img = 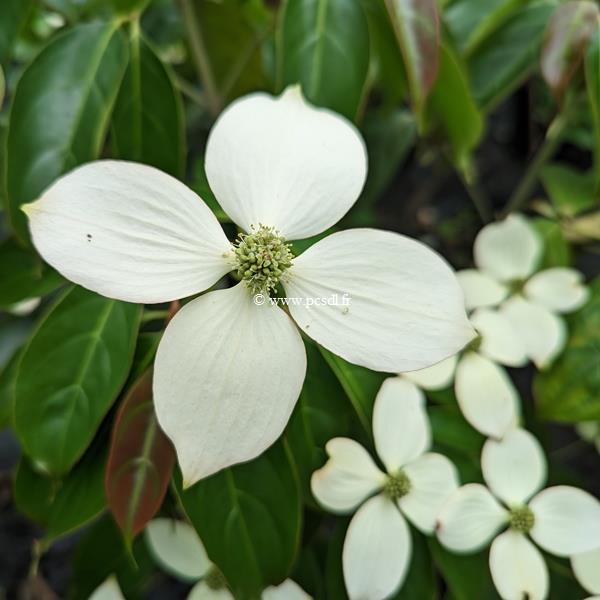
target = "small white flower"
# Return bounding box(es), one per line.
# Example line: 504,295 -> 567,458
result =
311,377 -> 459,600
23,86 -> 473,485
437,428 -> 600,600
572,548 -> 600,596
457,214 -> 589,368
145,518 -> 311,600
402,305 -> 527,438
89,576 -> 125,600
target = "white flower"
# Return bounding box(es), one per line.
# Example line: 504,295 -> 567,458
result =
572,548 -> 600,596
457,214 -> 589,368
145,518 -> 311,599
311,377 -> 459,600
89,576 -> 125,600
437,428 -> 600,600
23,86 -> 473,485
402,305 -> 527,439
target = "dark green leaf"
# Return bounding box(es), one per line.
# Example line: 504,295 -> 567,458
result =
385,0 -> 440,113
585,27 -> 600,181
0,348 -> 21,429
112,25 -> 185,177
14,442 -> 106,542
319,347 -> 388,435
6,21 -> 128,242
535,276 -> 600,422
532,217 -> 572,268
540,162 -> 598,216
285,341 -> 350,502
14,286 -> 141,475
0,0 -> 33,64
425,43 -> 483,165
468,0 -> 557,110
0,238 -> 63,308
277,0 -> 370,120
393,530 -> 437,599
176,441 -> 302,598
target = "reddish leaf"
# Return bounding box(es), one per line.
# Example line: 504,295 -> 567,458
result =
385,0 -> 440,110
105,370 -> 175,542
541,1 -> 599,100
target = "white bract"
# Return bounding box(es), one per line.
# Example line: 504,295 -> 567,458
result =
572,548 -> 600,596
457,214 -> 589,368
437,428 -> 600,600
23,86 -> 473,485
88,576 -> 125,600
402,306 -> 526,439
311,377 -> 459,600
145,518 -> 311,600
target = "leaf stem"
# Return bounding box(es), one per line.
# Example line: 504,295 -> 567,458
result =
503,111 -> 570,216
178,0 -> 221,117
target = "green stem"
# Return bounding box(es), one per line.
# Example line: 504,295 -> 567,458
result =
503,112 -> 570,216
141,310 -> 170,323
457,166 -> 493,223
179,0 -> 221,117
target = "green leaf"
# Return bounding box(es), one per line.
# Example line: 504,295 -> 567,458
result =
14,286 -> 141,475
277,0 -> 370,120
111,24 -> 185,177
384,0 -> 440,113
105,370 -> 175,544
0,65 -> 4,108
468,0 -> 557,110
540,162 -> 598,216
425,43 -> 483,165
540,1 -> 599,101
5,21 -> 128,242
285,341 -> 350,501
0,0 -> 32,64
531,217 -> 572,268
393,530 -> 437,599
0,238 -> 63,309
13,442 -> 107,542
0,348 -> 21,429
319,347 -> 388,435
176,441 -> 302,598
429,539 -> 496,600
585,27 -> 600,182
535,276 -> 600,422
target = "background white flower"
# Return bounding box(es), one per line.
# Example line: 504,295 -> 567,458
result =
457,214 -> 589,368
401,305 -> 527,439
437,428 -> 600,600
24,86 -> 473,486
145,518 -> 311,600
311,377 -> 459,600
88,576 -> 125,600
572,548 -> 600,596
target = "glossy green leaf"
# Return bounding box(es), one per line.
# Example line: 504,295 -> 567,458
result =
385,0 -> 440,112
105,370 -> 175,543
111,24 -> 185,177
540,1 -> 599,101
535,276 -> 600,422
176,441 -> 302,598
585,27 -> 600,181
425,43 -> 483,165
0,0 -> 32,63
14,286 -> 141,475
0,238 -> 63,309
446,0 -> 528,56
0,349 -> 21,429
285,341 -> 350,501
277,0 -> 370,120
319,347 -> 388,435
5,21 -> 128,242
540,162 -> 598,216
14,443 -> 106,542
468,0 -> 557,110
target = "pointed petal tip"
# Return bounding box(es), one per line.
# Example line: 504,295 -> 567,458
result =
281,83 -> 304,101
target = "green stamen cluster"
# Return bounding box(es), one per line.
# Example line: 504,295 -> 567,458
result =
508,505 -> 535,533
233,225 -> 294,294
384,471 -> 412,500
508,279 -> 526,294
466,333 -> 483,352
205,566 -> 227,591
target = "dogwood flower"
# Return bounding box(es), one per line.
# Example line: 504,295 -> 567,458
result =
401,306 -> 527,438
89,576 -> 124,600
572,548 -> 600,596
457,214 -> 589,367
145,518 -> 311,599
437,428 -> 600,600
577,421 -> 600,453
311,377 -> 459,599
23,86 -> 473,485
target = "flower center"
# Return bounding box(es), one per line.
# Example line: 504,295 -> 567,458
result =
508,505 -> 535,533
204,566 -> 227,590
383,471 -> 411,500
508,278 -> 526,294
466,333 -> 483,352
233,224 -> 294,295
